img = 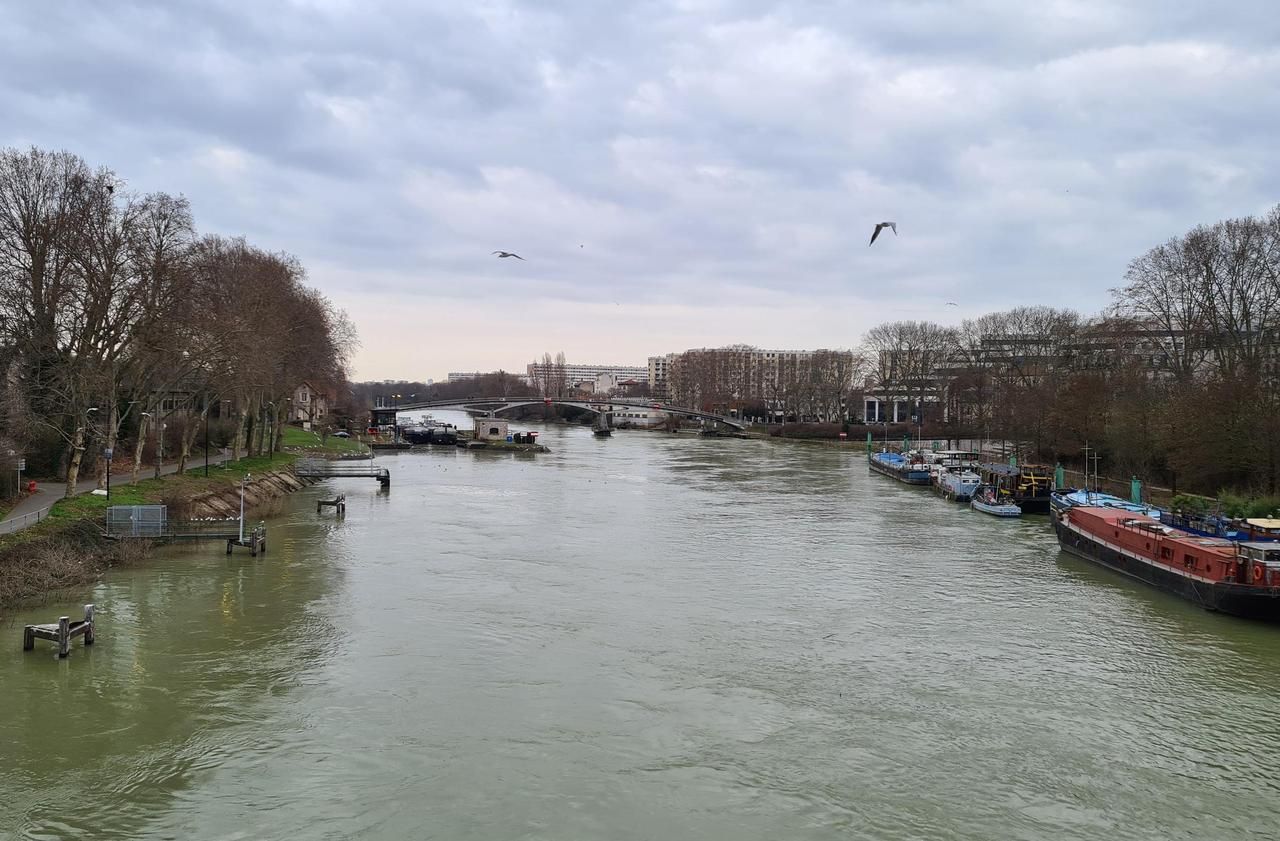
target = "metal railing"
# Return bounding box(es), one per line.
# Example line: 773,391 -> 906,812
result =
295,459 -> 389,478
0,505 -> 53,535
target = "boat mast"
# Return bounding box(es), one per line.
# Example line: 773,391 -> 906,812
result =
1081,443 -> 1092,501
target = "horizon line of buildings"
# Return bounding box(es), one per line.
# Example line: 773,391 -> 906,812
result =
435,318 -> 1255,423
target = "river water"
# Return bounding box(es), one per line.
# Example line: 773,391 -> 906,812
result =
4,424 -> 1280,840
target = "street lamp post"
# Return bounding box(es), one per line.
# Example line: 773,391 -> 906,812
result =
204,408 -> 210,477
139,410 -> 152,482
156,422 -> 166,479
220,400 -> 231,466
239,473 -> 250,543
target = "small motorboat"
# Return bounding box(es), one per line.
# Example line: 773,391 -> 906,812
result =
971,485 -> 1021,518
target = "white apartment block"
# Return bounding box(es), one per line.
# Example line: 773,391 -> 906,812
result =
527,361 -> 648,389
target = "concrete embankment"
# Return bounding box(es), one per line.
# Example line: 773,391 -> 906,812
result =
0,466 -> 314,612
178,468 -> 313,519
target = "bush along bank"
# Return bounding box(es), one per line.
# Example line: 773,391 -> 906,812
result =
0,464 -> 316,613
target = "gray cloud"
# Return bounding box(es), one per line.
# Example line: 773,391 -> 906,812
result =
2,0 -> 1278,376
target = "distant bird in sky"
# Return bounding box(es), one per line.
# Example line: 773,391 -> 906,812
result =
492,251 -> 524,260
946,302 -> 958,306
869,222 -> 897,246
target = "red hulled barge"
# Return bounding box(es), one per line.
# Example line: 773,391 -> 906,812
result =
1055,506 -> 1280,620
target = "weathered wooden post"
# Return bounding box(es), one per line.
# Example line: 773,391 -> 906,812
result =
57,615 -> 70,658
84,604 -> 95,645
22,625 -> 34,651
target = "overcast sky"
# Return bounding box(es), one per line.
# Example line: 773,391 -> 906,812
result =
3,1 -> 1277,381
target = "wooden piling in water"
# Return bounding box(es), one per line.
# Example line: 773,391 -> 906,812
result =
226,526 -> 268,557
23,604 -> 95,657
317,494 -> 346,516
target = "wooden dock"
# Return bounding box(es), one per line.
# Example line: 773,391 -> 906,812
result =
226,525 -> 268,556
295,458 -> 390,488
317,494 -> 346,516
24,604 -> 95,658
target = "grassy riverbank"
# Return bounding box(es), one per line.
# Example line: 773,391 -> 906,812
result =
0,430 -> 360,611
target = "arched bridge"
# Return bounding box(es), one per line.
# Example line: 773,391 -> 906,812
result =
378,397 -> 747,431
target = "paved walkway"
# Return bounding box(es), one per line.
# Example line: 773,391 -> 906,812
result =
1,451 -> 238,535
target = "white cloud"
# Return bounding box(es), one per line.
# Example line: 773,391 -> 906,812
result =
2,0 -> 1277,379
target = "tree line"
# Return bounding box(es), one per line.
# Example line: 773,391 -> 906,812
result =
863,205 -> 1280,496
0,146 -> 355,497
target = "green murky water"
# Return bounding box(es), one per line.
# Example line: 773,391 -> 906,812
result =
4,426 -> 1280,839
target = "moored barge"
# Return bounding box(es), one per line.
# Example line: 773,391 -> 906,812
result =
1158,511 -> 1280,543
981,463 -> 1053,514
868,451 -> 932,485
1055,506 -> 1280,620
1050,489 -> 1162,520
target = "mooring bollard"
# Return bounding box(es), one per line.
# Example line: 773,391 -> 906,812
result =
57,616 -> 70,658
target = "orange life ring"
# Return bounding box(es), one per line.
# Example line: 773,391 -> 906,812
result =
1253,565 -> 1264,583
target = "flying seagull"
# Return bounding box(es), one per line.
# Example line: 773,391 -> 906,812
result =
946,302 -> 958,306
869,222 -> 897,246
492,251 -> 525,260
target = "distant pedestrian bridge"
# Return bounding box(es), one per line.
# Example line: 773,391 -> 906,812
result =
380,397 -> 748,431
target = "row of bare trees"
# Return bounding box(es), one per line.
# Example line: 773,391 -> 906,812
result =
531,352 -> 569,398
0,146 -> 356,496
859,205 -> 1280,494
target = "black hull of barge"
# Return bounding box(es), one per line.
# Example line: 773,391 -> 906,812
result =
1014,496 -> 1052,515
1054,520 -> 1280,621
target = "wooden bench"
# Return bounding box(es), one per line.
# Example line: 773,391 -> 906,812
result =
24,605 -> 95,658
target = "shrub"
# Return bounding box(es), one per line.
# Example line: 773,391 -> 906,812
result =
159,485 -> 199,520
1170,494 -> 1212,513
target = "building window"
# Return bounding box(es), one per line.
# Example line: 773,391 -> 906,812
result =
489,427 -> 500,435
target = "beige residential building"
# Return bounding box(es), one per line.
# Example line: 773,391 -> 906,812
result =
291,382 -> 329,429
666,346 -> 856,421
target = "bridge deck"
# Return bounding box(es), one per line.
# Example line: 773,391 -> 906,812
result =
381,397 -> 747,430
